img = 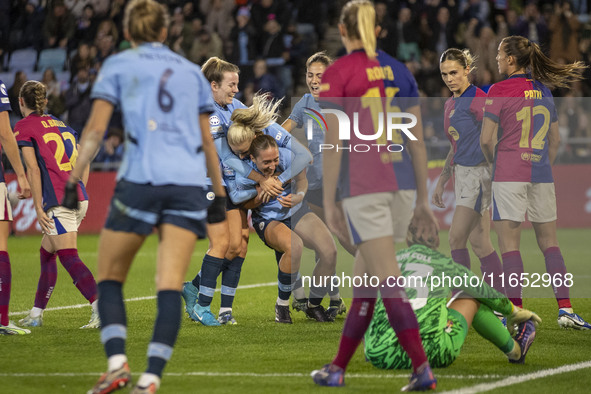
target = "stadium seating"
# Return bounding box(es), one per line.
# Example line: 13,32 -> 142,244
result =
7,48 -> 38,73
37,48 -> 68,73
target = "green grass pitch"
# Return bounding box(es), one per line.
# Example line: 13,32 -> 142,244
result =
2,229 -> 590,393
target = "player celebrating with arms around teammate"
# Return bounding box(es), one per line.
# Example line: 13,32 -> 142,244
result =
63,0 -> 226,393
481,35 -> 590,330
312,1 -> 439,391
15,81 -> 99,330
433,48 -> 504,294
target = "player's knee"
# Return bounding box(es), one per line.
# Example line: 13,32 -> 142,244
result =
448,231 -> 468,250
317,247 -> 337,271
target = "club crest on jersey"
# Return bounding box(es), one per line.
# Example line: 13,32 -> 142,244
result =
206,192 -> 215,201
209,115 -> 220,126
259,222 -> 265,231
448,109 -> 455,118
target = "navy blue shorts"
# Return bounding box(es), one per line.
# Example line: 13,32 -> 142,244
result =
252,203 -> 310,250
225,187 -> 241,211
304,187 -> 343,209
104,180 -> 211,237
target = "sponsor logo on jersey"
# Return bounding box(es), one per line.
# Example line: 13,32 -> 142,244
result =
259,222 -> 264,231
1,98 -> 9,104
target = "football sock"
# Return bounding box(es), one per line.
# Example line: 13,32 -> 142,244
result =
57,249 -> 97,303
479,250 -> 505,294
328,282 -> 341,300
34,247 -> 57,309
107,354 -> 128,372
137,373 -> 160,390
543,247 -> 572,309
381,281 -> 428,373
191,271 -> 201,290
147,290 -> 181,378
472,304 -> 514,354
0,252 -> 11,326
292,272 -> 306,300
30,307 -> 43,318
332,286 -> 378,370
277,269 -> 294,302
221,257 -> 244,309
197,255 -> 222,308
98,280 -> 127,358
502,251 -> 524,307
309,280 -> 327,307
451,248 -> 471,270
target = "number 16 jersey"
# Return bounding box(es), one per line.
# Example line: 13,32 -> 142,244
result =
91,42 -> 215,187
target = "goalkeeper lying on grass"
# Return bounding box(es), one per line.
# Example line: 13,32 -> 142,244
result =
364,230 -> 541,369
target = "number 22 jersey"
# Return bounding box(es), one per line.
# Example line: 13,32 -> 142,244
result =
15,114 -> 88,211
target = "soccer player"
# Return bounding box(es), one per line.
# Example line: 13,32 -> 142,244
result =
281,52 -> 349,319
365,230 -> 541,369
15,80 -> 99,330
481,35 -> 591,330
182,57 -> 312,326
62,0 -> 226,392
432,48 -> 504,294
311,1 -> 439,391
226,100 -> 337,323
0,78 -> 32,336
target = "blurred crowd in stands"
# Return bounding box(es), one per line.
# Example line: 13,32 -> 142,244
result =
1,0 -> 591,166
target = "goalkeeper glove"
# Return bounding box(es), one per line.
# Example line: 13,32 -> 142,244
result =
506,305 -> 542,335
207,196 -> 226,224
62,182 -> 79,210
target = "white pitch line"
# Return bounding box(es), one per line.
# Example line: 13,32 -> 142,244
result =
9,281 -> 276,316
440,360 -> 591,394
0,371 -> 502,380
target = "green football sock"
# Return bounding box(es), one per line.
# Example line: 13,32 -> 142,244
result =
472,304 -> 514,354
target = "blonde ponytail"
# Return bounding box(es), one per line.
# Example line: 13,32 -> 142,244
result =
357,2 -> 376,59
227,93 -> 282,147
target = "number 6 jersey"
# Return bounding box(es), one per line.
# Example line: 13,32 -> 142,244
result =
91,42 -> 215,186
15,114 -> 88,211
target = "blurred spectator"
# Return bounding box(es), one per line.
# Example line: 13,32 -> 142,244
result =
94,19 -> 119,47
94,127 -> 124,169
251,0 -> 292,35
91,0 -> 111,19
464,16 -> 508,83
168,7 -> 193,56
95,33 -> 115,65
228,6 -> 257,65
64,67 -> 93,133
41,68 -> 66,117
259,17 -> 287,60
64,0 -> 92,18
109,0 -> 127,30
295,0 -> 328,42
557,91 -> 591,160
549,0 -> 581,63
395,7 -> 420,62
428,6 -> 459,57
0,0 -> 9,62
415,50 -> 444,97
461,0 -> 490,25
8,71 -> 28,118
7,0 -> 44,51
74,4 -> 99,47
249,58 -> 283,99
70,42 -> 94,82
43,0 -> 76,49
201,0 -> 235,50
188,19 -> 223,65
515,1 -> 549,48
375,0 -> 397,57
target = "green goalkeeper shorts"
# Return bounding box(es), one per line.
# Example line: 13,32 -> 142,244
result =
365,308 -> 469,369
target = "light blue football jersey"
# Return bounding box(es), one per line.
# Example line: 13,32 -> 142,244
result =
288,93 -> 324,190
91,43 -> 214,186
234,148 -> 302,221
210,98 -> 312,185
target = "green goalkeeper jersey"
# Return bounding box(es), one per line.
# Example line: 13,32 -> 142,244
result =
364,244 -> 512,368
